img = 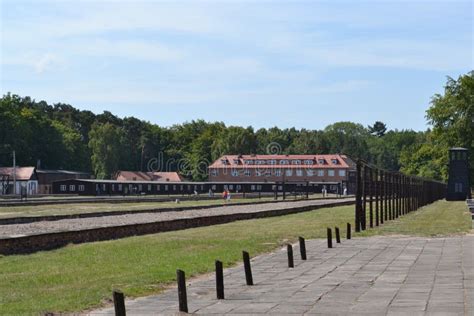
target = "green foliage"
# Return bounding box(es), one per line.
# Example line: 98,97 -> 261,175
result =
368,121 -> 387,137
88,123 -> 125,179
399,71 -> 473,184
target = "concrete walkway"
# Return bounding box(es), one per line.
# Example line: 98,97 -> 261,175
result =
91,235 -> 474,315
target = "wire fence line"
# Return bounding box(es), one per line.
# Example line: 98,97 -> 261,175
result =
354,159 -> 446,232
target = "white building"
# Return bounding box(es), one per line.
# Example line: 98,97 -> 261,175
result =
0,166 -> 38,195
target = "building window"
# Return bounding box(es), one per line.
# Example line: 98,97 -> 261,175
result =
138,184 -> 143,191
318,170 -> 324,177
256,170 -> 263,176
244,160 -> 254,165
111,184 -> 115,191
268,160 -> 277,165
292,160 -> 301,165
236,185 -> 241,191
304,160 -> 314,165
69,185 -> 76,192
331,159 -> 339,164
212,185 -> 216,190
251,185 -> 256,191
165,185 -> 168,191
244,170 -> 251,176
256,160 -> 265,165
275,169 -> 282,176
211,169 -> 218,176
231,169 -> 239,177
306,170 -> 314,176
257,185 -> 262,190
173,185 -> 177,191
229,185 -> 234,190
285,169 -> 293,176
455,183 -> 463,193
102,184 -> 106,191
148,184 -> 152,191
339,170 -> 346,177
118,184 -> 122,191
318,159 -> 326,164
60,185 -> 66,192
296,170 -> 303,176
280,160 -> 289,165
79,185 -> 85,191
328,169 -> 335,177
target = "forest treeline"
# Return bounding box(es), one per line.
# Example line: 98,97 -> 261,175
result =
1,72 -> 472,184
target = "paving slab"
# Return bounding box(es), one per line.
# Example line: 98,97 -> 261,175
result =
89,235 -> 474,315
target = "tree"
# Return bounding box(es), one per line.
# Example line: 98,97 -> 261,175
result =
368,121 -> 387,137
400,71 -> 473,184
88,123 -> 125,179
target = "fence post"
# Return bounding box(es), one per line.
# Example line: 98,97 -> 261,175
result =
380,170 -> 384,224
346,223 -> 351,239
299,237 -> 307,260
383,170 -> 388,222
375,168 -> 379,226
215,260 -> 224,300
113,290 -> 126,316
327,228 -> 333,248
362,165 -> 367,230
335,227 -> 341,243
242,251 -> 253,285
176,269 -> 188,313
394,173 -> 399,218
287,244 -> 294,268
369,167 -> 373,228
388,172 -> 393,220
355,160 -> 363,232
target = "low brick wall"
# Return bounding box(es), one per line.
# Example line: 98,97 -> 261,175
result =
0,200 -> 354,255
0,197 -> 352,225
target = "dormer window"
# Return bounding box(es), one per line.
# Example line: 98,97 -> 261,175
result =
331,159 -> 339,164
233,159 -> 240,164
244,160 -> 254,165
221,159 -> 229,165
318,158 -> 326,164
304,160 -> 313,165
292,160 -> 301,165
256,160 -> 265,165
280,160 -> 289,165
268,160 -> 277,165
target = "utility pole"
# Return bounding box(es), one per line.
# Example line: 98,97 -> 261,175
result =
13,150 -> 16,195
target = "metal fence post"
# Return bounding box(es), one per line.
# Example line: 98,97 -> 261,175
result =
355,160 -> 363,232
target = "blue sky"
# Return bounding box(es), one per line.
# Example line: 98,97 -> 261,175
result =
1,0 -> 472,131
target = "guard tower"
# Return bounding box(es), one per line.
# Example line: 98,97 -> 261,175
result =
447,147 -> 471,201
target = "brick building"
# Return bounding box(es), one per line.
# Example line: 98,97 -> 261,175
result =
208,154 -> 354,183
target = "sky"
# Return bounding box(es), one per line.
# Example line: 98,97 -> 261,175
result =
0,0 -> 472,131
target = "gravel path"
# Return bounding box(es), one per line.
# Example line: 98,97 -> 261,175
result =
1,199 -> 352,238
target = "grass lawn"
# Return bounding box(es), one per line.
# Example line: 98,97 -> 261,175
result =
0,200 -> 470,315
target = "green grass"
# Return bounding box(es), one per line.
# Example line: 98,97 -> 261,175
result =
0,200 -> 470,315
358,199 -> 472,237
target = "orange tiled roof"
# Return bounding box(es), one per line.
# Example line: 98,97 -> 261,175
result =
208,154 -> 350,169
115,171 -> 183,182
0,167 -> 36,180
